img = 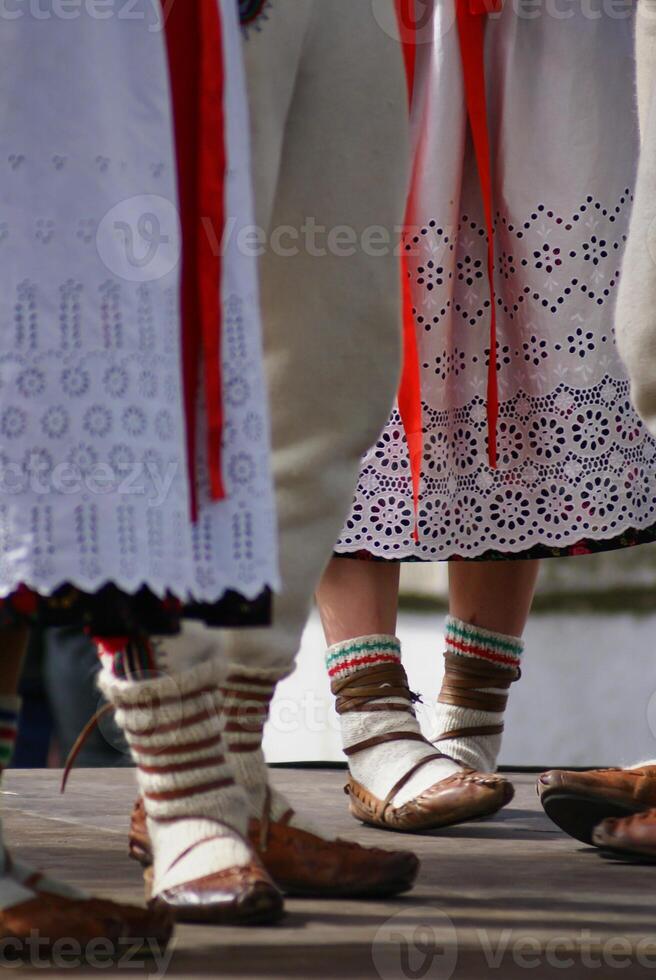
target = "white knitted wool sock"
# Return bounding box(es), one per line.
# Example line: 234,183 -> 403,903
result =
327,636 -> 463,807
220,668 -> 327,839
97,658 -> 254,896
429,617 -> 523,773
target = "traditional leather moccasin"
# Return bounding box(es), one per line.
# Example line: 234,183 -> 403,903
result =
0,894 -> 134,956
537,765 -> 656,845
332,660 -> 515,833
137,813 -> 284,927
592,808 -> 656,861
250,803 -> 419,897
131,796 -> 420,899
346,769 -> 514,833
146,862 -> 284,926
1,850 -> 173,956
35,894 -> 173,950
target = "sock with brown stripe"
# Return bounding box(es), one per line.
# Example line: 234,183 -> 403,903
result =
97,650 -> 255,897
429,617 -> 523,772
220,667 -> 327,838
327,636 -> 465,807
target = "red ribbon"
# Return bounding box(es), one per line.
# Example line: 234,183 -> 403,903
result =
395,1 -> 501,538
395,0 -> 423,541
198,0 -> 227,502
160,0 -> 227,520
456,0 -> 502,467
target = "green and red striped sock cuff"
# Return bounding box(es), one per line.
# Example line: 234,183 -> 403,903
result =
0,696 -> 20,772
325,635 -> 401,680
445,617 -> 523,671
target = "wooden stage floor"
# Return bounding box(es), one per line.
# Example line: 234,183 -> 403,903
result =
4,768 -> 656,978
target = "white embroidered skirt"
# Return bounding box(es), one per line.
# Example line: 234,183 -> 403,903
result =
0,1 -> 278,607
337,1 -> 656,561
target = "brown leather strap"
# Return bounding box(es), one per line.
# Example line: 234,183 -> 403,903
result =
61,702 -> 114,793
382,752 -> 446,811
257,784 -> 295,852
438,652 -> 519,714
434,724 -> 504,742
344,731 -> 428,757
332,663 -> 419,717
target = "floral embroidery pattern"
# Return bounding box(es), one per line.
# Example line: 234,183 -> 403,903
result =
338,189 -> 656,561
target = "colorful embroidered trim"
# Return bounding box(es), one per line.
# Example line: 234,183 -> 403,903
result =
326,637 -> 401,678
445,617 -> 523,670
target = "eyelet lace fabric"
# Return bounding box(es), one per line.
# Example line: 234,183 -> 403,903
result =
336,3 -> 656,561
0,3 -> 278,603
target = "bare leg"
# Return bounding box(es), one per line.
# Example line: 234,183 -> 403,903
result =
316,558 -> 400,645
448,560 -> 540,636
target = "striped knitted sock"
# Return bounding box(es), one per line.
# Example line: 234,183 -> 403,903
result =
97,658 -> 255,897
429,617 -> 523,772
327,636 -> 463,807
220,667 -> 327,838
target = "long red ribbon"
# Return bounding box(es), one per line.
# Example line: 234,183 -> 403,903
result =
198,0 -> 227,502
456,0 -> 502,468
395,1 -> 501,538
395,0 -> 423,541
161,0 -> 227,519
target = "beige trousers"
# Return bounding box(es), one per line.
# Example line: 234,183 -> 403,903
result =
616,0 -> 656,435
223,1 -> 409,672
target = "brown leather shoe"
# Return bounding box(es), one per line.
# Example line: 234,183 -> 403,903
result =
592,808 -> 656,861
130,804 -> 283,925
0,894 -> 128,954
332,661 -> 515,832
40,895 -> 173,949
251,813 -> 419,897
147,863 -> 284,926
538,765 -> 656,845
130,797 -> 419,898
16,857 -> 173,949
346,770 -> 514,832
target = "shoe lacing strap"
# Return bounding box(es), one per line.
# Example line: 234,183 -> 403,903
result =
380,752 -> 448,815
257,786 -> 295,853
332,663 -> 432,760
331,663 -> 422,717
158,815 -> 254,882
61,703 -> 115,793
435,652 -> 520,742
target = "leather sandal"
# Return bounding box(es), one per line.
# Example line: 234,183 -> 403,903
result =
538,765 -> 656,845
332,662 -> 514,833
130,795 -> 420,899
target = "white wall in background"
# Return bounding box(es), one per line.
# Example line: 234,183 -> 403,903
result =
263,609 -> 656,769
